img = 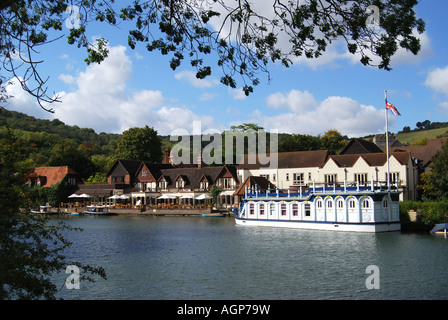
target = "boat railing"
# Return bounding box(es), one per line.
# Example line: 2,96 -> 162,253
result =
244,180 -> 400,200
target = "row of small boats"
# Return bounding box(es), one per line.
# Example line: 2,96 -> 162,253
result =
70,206 -> 227,217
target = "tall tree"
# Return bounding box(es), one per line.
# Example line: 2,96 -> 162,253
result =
421,140 -> 448,200
0,129 -> 106,299
279,134 -> 323,152
47,138 -> 95,179
1,0 -> 426,106
115,125 -> 162,162
321,129 -> 346,155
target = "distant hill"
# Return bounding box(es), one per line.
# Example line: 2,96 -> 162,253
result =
0,107 -> 120,146
397,127 -> 448,145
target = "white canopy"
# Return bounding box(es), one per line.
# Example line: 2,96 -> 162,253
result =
78,193 -> 91,198
108,195 -> 121,199
119,195 -> 130,199
157,194 -> 176,199
180,194 -> 194,199
68,193 -> 79,198
195,194 -> 212,200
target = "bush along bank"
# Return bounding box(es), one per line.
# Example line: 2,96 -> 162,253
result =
400,201 -> 448,232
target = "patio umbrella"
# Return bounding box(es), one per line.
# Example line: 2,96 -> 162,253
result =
68,193 -> 79,198
180,194 -> 194,205
157,194 -> 176,199
195,194 -> 212,200
108,195 -> 121,199
119,195 -> 130,199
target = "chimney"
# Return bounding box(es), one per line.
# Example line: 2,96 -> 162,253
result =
197,153 -> 204,168
164,147 -> 170,164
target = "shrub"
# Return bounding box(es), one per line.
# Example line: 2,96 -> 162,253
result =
400,201 -> 448,227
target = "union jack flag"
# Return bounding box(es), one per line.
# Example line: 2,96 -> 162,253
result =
385,101 -> 400,116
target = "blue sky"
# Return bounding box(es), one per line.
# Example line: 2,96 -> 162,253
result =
4,0 -> 448,138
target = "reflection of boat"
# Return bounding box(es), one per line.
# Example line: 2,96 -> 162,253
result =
82,206 -> 114,216
430,223 -> 448,235
202,213 -> 225,217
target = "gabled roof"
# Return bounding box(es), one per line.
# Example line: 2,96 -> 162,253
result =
386,138 -> 447,167
327,152 -> 410,168
158,165 -> 239,189
339,138 -> 383,155
238,150 -> 329,169
106,159 -> 142,177
233,176 -> 273,196
174,174 -> 189,185
214,165 -> 239,183
136,161 -> 165,182
25,166 -> 79,187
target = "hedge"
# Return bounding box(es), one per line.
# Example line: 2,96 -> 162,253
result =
400,201 -> 448,228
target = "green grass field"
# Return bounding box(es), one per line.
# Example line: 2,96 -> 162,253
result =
396,127 -> 448,145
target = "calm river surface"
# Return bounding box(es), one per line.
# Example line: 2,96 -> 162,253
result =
53,215 -> 448,300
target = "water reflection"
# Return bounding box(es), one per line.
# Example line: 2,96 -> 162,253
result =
54,216 -> 448,300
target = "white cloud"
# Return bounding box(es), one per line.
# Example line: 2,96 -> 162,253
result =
266,90 -> 317,113
391,31 -> 432,66
425,65 -> 448,113
3,77 -> 52,119
199,92 -> 219,101
425,65 -> 448,96
256,90 -> 388,137
228,88 -> 247,100
207,0 -> 432,70
37,45 -> 223,135
174,70 -> 219,88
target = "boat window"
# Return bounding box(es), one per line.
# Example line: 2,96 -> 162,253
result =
362,199 -> 370,208
260,203 -> 265,215
292,203 -> 298,216
281,203 -> 287,216
250,203 -> 255,215
348,199 -> 356,208
337,199 -> 344,208
270,203 -> 276,215
383,199 -> 388,208
317,199 -> 323,208
304,203 -> 311,217
327,200 -> 333,209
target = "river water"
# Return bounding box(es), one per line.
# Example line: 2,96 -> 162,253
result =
53,215 -> 448,300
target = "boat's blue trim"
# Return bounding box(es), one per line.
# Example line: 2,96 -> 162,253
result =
234,216 -> 400,226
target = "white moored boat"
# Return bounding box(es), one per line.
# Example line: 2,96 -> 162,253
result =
82,205 -> 113,216
234,181 -> 401,233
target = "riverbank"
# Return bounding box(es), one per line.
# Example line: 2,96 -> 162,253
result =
54,206 -> 232,217
38,206 -> 433,231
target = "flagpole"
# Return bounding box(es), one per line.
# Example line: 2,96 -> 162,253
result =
385,90 -> 391,192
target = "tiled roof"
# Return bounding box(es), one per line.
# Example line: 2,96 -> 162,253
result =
339,138 -> 384,155
75,183 -> 114,197
233,176 -> 273,196
159,165 -> 238,189
386,138 -> 447,167
328,152 -> 410,168
238,150 -> 329,169
25,166 -> 79,187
